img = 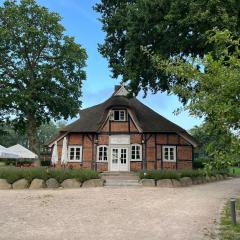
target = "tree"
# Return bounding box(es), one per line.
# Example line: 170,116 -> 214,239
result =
0,120 -> 66,152
0,0 -> 87,154
95,0 -> 239,96
37,120 -> 66,153
154,30 -> 240,169
156,30 -> 240,131
190,123 -> 236,160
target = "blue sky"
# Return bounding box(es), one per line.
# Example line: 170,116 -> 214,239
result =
1,0 -> 202,130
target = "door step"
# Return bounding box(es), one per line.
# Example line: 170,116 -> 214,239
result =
104,179 -> 142,187
101,172 -> 142,187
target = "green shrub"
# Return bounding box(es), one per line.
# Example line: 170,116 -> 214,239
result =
193,159 -> 205,169
40,160 -> 51,167
0,167 -> 99,184
139,168 -> 230,181
179,169 -> 205,178
139,170 -> 180,180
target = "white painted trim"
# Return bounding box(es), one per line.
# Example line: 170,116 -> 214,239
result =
68,145 -> 82,162
114,85 -> 128,96
96,145 -> 108,162
130,144 -> 142,161
109,146 -> 129,172
162,146 -> 176,162
48,132 -> 68,148
110,109 -> 126,121
179,132 -> 198,147
127,109 -> 142,132
109,135 -> 130,145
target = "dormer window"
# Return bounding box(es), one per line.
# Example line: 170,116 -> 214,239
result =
110,110 -> 126,121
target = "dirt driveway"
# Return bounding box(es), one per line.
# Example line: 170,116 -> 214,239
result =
0,178 -> 240,240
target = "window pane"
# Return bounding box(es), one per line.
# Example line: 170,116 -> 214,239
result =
114,111 -> 120,120
164,148 -> 169,160
70,148 -> 75,160
120,111 -> 125,120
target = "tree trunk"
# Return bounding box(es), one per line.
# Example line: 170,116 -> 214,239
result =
26,113 -> 40,165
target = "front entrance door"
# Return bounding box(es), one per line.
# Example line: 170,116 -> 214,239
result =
110,147 -> 128,171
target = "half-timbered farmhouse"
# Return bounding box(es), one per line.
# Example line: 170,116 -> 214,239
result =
47,85 -> 197,172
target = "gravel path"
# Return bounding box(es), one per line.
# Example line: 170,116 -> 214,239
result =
0,178 -> 240,240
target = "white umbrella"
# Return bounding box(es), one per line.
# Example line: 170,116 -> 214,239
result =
51,141 -> 58,166
0,145 -> 19,159
61,137 -> 68,165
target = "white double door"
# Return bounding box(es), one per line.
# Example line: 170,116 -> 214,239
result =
110,147 -> 129,171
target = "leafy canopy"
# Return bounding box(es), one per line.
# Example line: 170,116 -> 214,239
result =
0,0 -> 87,131
156,30 -> 240,131
95,0 -> 239,96
155,30 -> 240,169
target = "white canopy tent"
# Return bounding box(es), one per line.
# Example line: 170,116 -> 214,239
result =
0,145 -> 19,159
7,144 -> 38,159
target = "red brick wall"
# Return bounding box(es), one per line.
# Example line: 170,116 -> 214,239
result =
130,162 -> 142,171
178,161 -> 192,169
110,121 -> 129,132
96,163 -> 108,172
163,162 -> 177,170
156,134 -> 167,144
130,134 -> 142,144
98,135 -> 109,145
130,118 -> 138,132
53,129 -> 194,171
68,133 -> 82,145
178,146 -> 192,160
101,121 -> 109,132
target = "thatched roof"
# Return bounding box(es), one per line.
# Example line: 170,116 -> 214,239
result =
46,86 -> 197,146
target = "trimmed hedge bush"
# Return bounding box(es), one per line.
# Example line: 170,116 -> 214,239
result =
0,167 -> 99,184
139,169 -> 228,181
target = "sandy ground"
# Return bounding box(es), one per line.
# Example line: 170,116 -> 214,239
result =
0,178 -> 240,240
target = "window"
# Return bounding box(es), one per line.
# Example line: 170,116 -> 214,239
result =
110,110 -> 126,121
97,145 -> 108,162
131,144 -> 142,161
163,146 -> 176,162
68,146 -> 82,162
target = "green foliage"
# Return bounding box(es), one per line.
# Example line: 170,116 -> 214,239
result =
0,0 -> 87,153
0,120 -> 66,153
193,159 -> 205,169
190,122 -> 238,162
139,170 -> 180,180
95,0 -> 239,96
157,30 -> 240,130
219,198 -> 240,240
139,168 -> 228,180
0,167 -> 99,184
153,30 -> 240,171
40,160 -> 51,167
139,169 -> 206,180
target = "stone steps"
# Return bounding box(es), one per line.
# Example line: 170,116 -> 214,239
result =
101,172 -> 142,187
104,179 -> 142,187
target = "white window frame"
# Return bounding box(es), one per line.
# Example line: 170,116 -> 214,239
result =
97,145 -> 108,162
163,146 -> 176,162
110,110 -> 126,121
68,145 -> 82,162
131,144 -> 142,161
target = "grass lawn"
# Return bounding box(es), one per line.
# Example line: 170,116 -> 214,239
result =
229,167 -> 240,176
0,161 -> 6,167
219,198 -> 240,240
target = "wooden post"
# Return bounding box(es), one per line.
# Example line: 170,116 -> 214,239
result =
230,198 -> 237,225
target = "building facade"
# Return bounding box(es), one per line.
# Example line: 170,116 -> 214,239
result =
47,85 -> 197,172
